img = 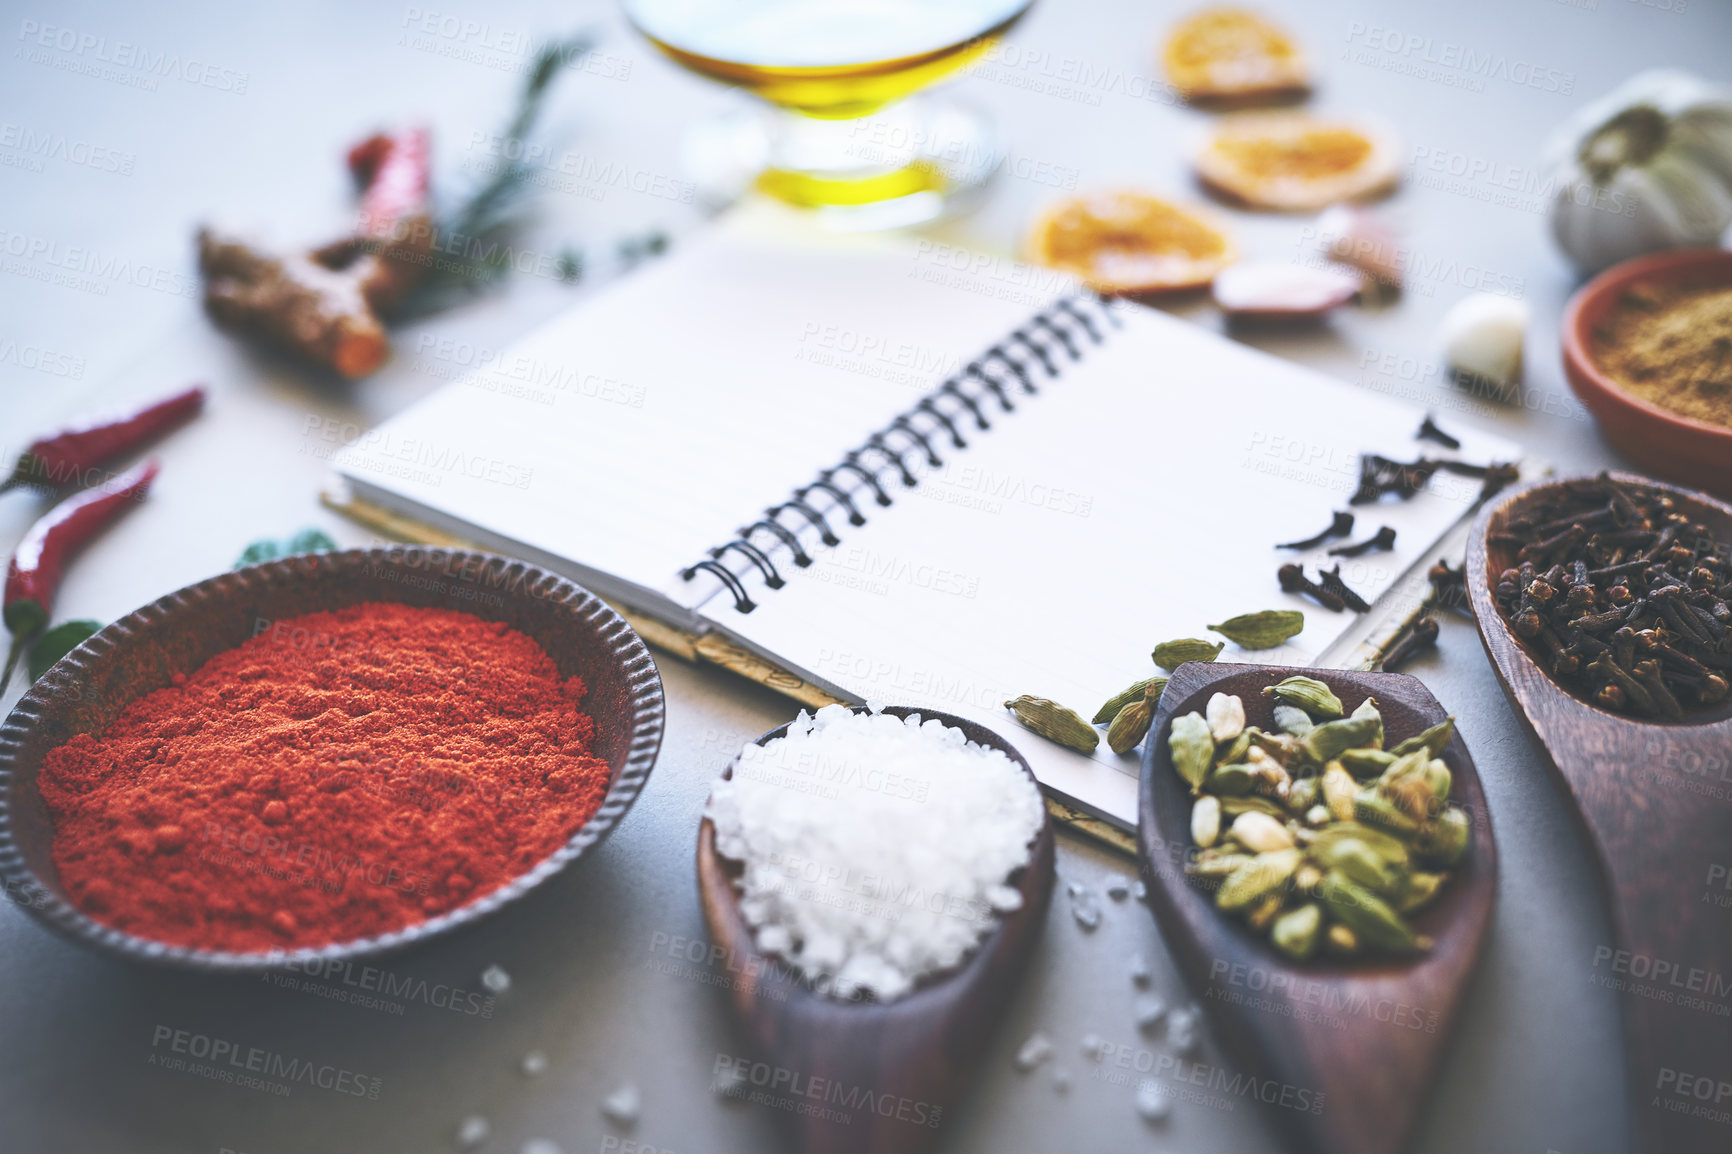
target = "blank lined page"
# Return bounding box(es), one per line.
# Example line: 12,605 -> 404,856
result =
333,207 -> 1071,611
713,301 -> 1522,826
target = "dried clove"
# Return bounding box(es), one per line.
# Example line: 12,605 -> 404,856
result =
1379,616 -> 1440,672
1317,565 -> 1373,613
1278,511 -> 1355,551
1328,526 -> 1397,558
1416,415 -> 1462,449
1428,560 -> 1471,616
1277,563 -> 1346,612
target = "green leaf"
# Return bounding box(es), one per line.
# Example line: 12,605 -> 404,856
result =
235,529 -> 337,569
234,539 -> 281,568
28,620 -> 102,682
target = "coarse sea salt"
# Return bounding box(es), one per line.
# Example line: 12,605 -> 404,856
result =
705,704 -> 1045,1003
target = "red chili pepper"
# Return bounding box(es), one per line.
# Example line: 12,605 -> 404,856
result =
3,459 -> 159,686
0,386 -> 203,495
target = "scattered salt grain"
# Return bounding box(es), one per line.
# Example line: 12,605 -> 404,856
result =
712,1064 -> 747,1098
705,705 -> 1045,1002
521,1050 -> 548,1077
1053,1068 -> 1072,1094
1080,1032 -> 1106,1061
601,1083 -> 641,1128
480,964 -> 511,994
521,1142 -> 563,1154
1135,1080 -> 1172,1123
1134,995 -> 1168,1035
1133,880 -> 1147,902
1014,1032 -> 1053,1072
1167,1007 -> 1201,1054
455,1115 -> 490,1149
1104,875 -> 1131,901
1129,952 -> 1151,988
1067,882 -> 1102,931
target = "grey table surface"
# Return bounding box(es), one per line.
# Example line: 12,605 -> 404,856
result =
2,0 -> 1726,1151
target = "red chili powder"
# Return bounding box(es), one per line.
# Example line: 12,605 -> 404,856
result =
37,601 -> 612,952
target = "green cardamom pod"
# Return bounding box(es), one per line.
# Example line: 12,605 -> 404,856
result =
1315,837 -> 1402,894
1397,871 -> 1448,914
1218,730 -> 1253,765
1271,902 -> 1322,961
1206,762 -> 1255,797
1319,872 -> 1427,952
1192,795 -> 1222,848
1272,704 -> 1315,738
1350,696 -> 1384,749
1228,811 -> 1296,854
1186,849 -> 1254,880
1390,717 -> 1455,759
1423,758 -> 1453,803
1377,750 -> 1432,790
1219,795 -> 1289,819
1168,711 -> 1215,793
1246,893 -> 1285,931
1338,748 -> 1396,777
1415,805 -> 1470,867
1206,692 -> 1246,743
1152,638 -> 1225,671
1305,804 -> 1332,826
1324,923 -> 1360,956
1107,698 -> 1155,754
1093,676 -> 1166,725
1208,609 -> 1305,650
1304,821 -> 1410,866
1321,763 -> 1358,823
1287,776 -> 1320,813
1216,848 -> 1302,911
1302,715 -> 1383,763
1004,695 -> 1099,753
1354,789 -> 1421,835
1263,675 -> 1344,719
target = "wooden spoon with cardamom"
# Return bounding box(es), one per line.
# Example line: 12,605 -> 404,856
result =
1469,472 -> 1732,1154
1139,663 -> 1498,1154
696,705 -> 1055,1154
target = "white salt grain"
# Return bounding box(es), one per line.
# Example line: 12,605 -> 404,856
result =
601,1083 -> 641,1128
1133,880 -> 1147,902
1129,951 -> 1151,987
521,1050 -> 548,1077
1053,1068 -> 1072,1094
712,1064 -> 747,1098
1014,1032 -> 1053,1072
1134,995 -> 1168,1035
1104,875 -> 1131,901
455,1115 -> 490,1149
480,964 -> 511,994
1167,1007 -> 1201,1054
705,705 -> 1045,1002
521,1142 -> 562,1154
1135,1080 -> 1172,1123
1067,882 -> 1103,931
1080,1032 -> 1106,1061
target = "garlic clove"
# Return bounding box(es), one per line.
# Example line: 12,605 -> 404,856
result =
1212,261 -> 1360,318
1437,294 -> 1530,395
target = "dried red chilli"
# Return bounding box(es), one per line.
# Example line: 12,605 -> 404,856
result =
3,459 -> 159,686
0,387 -> 203,495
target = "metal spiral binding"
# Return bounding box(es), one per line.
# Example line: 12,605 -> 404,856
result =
680,292 -> 1113,613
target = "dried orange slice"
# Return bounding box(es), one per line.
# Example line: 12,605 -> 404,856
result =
1162,8 -> 1309,102
1026,191 -> 1237,294
1196,114 -> 1399,212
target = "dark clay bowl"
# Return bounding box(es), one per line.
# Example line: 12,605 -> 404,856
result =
0,547 -> 664,971
1561,247 -> 1732,498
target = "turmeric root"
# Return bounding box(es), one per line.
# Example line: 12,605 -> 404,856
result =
197,129 -> 433,379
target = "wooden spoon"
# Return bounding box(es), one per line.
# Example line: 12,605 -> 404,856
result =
1138,662 -> 1497,1154
696,705 -> 1055,1154
1469,472 -> 1732,1154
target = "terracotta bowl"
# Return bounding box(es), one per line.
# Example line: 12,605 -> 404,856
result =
0,547 -> 664,971
1561,247 -> 1732,499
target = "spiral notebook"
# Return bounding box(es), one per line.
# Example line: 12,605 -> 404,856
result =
330,209 -> 1524,831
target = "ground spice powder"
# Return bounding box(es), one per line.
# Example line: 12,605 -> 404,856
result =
1594,280 -> 1732,429
38,601 -> 612,952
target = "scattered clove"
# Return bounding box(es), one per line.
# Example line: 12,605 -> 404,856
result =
1492,473 -> 1732,717
1416,415 -> 1462,449
1428,559 -> 1471,616
1380,616 -> 1440,671
1278,564 -> 1347,611
1278,511 -> 1355,551
1328,526 -> 1397,557
1317,565 -> 1373,613
1349,454 -> 1444,505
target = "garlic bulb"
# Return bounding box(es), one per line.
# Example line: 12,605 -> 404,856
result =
1438,294 -> 1529,397
1543,70 -> 1732,273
